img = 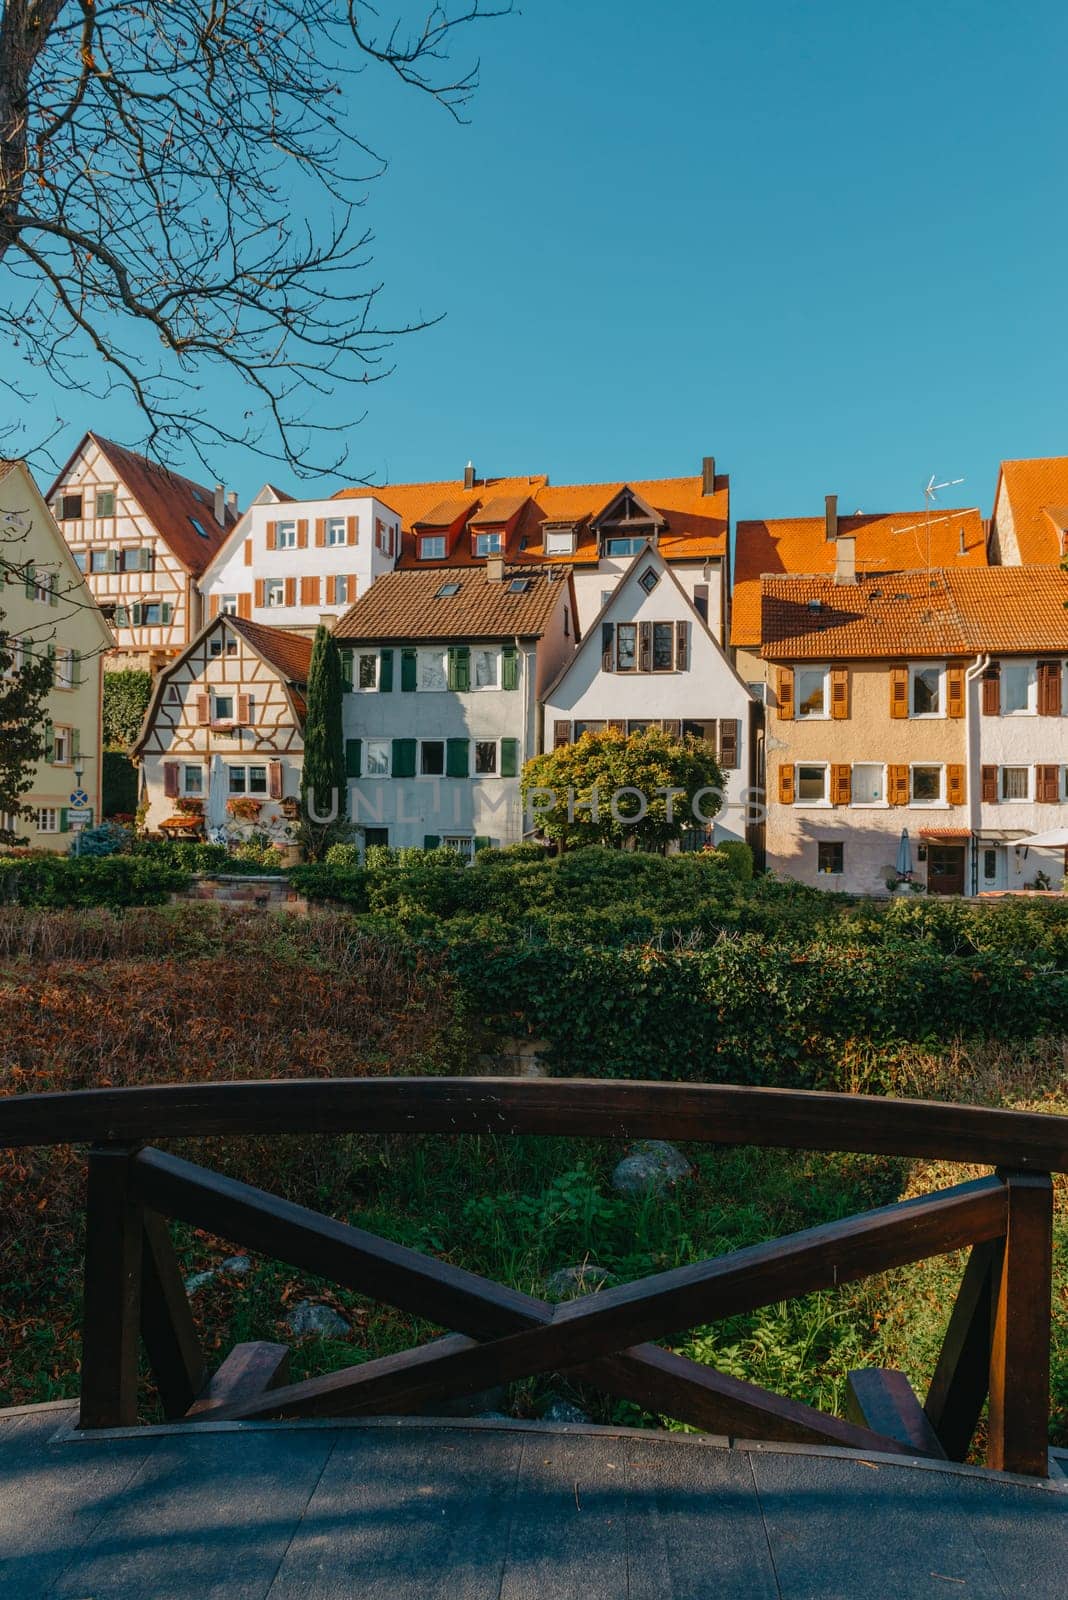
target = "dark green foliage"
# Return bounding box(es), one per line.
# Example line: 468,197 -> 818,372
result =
102,670 -> 152,749
0,855 -> 189,907
714,838 -> 753,883
300,626 -> 346,856
0,624 -> 53,845
70,822 -> 131,857
102,751 -> 139,817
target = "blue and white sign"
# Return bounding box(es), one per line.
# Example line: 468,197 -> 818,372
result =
67,807 -> 93,827
69,789 -> 89,808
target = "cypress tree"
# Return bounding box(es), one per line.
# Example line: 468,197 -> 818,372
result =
300,625 -> 346,834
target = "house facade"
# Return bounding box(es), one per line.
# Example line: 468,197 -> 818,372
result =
1,460 -> 113,849
541,545 -> 754,845
46,433 -> 240,670
199,490 -> 402,633
132,615 -> 310,835
988,454 -> 1068,566
333,560 -> 576,854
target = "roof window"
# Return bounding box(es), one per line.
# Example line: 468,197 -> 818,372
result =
508,577 -> 532,594
435,582 -> 461,598
189,517 -> 210,538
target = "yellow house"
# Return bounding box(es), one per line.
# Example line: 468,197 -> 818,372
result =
1,460 -> 113,849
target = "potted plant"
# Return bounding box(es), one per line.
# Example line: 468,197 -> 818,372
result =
175,797 -> 204,817
226,796 -> 263,822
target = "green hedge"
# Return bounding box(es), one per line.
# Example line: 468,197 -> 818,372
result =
0,855 -> 190,907
102,752 -> 139,818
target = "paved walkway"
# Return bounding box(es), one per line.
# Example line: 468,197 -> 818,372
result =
2,1403 -> 1067,1598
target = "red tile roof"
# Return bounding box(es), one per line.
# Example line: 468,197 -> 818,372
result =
333,564 -> 570,643
732,507 -> 988,648
761,566 -> 1068,659
997,456 -> 1068,564
227,616 -> 313,683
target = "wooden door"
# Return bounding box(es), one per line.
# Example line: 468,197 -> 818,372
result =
927,844 -> 965,896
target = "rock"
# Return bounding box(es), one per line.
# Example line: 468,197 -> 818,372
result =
544,1262 -> 616,1301
611,1140 -> 692,1197
220,1255 -> 251,1275
542,1397 -> 591,1424
286,1300 -> 350,1339
183,1269 -> 216,1294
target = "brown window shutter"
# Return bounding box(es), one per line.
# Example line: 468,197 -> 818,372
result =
163,762 -> 178,798
675,621 -> 689,671
981,764 -> 998,803
314,519 -> 326,548
719,718 -> 739,769
350,573 -> 358,600
237,592 -> 252,619
243,538 -> 253,567
831,763 -> 851,805
266,521 -> 277,551
553,720 -> 571,748
777,666 -> 794,720
254,578 -> 266,609
890,665 -> 909,719
946,663 -> 965,719
888,764 -> 909,805
284,576 -> 296,608
778,763 -> 795,805
237,693 -> 252,725
209,594 -> 220,618
947,764 -> 966,806
1038,660 -> 1062,716
297,518 -> 309,549
601,622 -> 614,672
830,667 -> 849,719
638,621 -> 652,672
268,760 -> 284,800
325,575 -> 335,606
300,575 -> 317,606
981,666 -> 1000,716
347,516 -> 358,546
1036,764 -> 1059,803
196,693 -> 210,725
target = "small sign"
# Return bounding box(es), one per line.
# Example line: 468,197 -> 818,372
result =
69,789 -> 89,807
67,807 -> 93,828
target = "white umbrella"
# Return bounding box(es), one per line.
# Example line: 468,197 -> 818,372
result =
895,829 -> 913,879
1016,828 -> 1068,879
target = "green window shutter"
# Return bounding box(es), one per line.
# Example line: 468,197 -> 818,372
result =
340,650 -> 354,691
500,738 -> 519,778
474,836 -> 491,852
447,646 -> 470,692
131,603 -> 142,627
71,648 -> 81,686
49,574 -> 58,606
161,602 -> 173,625
24,562 -> 35,600
423,835 -> 440,850
114,605 -> 128,627
71,726 -> 80,763
379,649 -> 394,692
42,719 -> 53,763
59,807 -> 70,833
45,642 -> 56,685
392,738 -> 416,778
501,644 -> 519,691
107,549 -> 119,573
446,738 -> 469,778
345,738 -> 362,779
401,649 -> 417,692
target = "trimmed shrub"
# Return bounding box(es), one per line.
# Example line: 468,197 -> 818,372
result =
0,855 -> 189,907
713,838 -> 754,883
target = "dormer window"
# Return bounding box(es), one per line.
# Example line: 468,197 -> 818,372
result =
544,525 -> 577,556
605,535 -> 647,557
420,535 -> 446,560
474,531 -> 503,557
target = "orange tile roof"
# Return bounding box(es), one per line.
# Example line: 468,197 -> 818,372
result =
997,456 -> 1068,564
227,616 -> 313,683
761,566 -> 1068,660
333,564 -> 571,643
732,507 -> 988,648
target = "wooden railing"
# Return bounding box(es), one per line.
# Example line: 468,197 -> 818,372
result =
1,1078 -> 1062,1476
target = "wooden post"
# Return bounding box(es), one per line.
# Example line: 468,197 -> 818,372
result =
923,1239 -> 999,1461
80,1143 -> 144,1429
141,1210 -> 206,1418
987,1171 -> 1053,1476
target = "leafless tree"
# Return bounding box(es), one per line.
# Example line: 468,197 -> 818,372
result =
0,0 -> 506,474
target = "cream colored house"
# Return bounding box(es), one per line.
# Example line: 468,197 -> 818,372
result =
1,460 -> 113,848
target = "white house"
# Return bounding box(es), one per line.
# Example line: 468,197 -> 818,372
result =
540,544 -> 754,846
199,488 -> 402,633
333,559 -> 577,854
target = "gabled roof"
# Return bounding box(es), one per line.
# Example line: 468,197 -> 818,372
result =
732,507 -> 987,648
1,459 -> 114,649
761,566 -> 1068,660
46,433 -> 241,578
333,474 -> 549,542
414,495 -> 480,530
332,564 -> 572,643
996,456 -> 1068,563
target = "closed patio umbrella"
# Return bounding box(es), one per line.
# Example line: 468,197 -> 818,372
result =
895,828 -> 913,880
1017,828 -> 1068,880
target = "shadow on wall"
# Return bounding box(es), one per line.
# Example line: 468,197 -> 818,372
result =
771,816 -> 921,895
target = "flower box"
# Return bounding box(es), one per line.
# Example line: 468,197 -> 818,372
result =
226,797 -> 264,821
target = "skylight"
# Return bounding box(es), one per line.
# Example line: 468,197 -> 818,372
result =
189,517 -> 209,538
435,581 -> 461,598
508,578 -> 531,593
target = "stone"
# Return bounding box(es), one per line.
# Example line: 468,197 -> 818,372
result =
544,1262 -> 616,1301
183,1269 -> 216,1294
542,1397 -> 591,1424
611,1139 -> 692,1197
286,1300 -> 350,1339
220,1254 -> 251,1275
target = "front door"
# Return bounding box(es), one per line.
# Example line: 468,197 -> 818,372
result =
927,844 -> 965,895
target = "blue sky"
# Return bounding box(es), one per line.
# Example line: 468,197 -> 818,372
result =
18,0 -> 1068,521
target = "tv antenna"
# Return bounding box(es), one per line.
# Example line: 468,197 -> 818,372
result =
922,473 -> 964,583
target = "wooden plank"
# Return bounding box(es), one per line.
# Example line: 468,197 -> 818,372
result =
140,1210 -> 206,1419
845,1369 -> 947,1458
187,1342 -> 291,1418
987,1171 -> 1053,1476
2,1077 -> 1067,1171
923,1239 -> 999,1460
80,1144 -> 143,1429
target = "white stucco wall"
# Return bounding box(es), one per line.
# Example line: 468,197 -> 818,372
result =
972,657 -> 1068,889
569,557 -> 724,643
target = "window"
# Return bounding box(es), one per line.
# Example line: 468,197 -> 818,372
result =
333,575 -> 354,605
682,719 -> 716,742
326,518 -> 347,546
54,648 -> 76,689
910,664 -> 942,716
1001,661 -> 1034,714
420,740 -> 445,776
600,589 -> 614,609
818,842 -> 844,875
167,685 -> 180,703
366,740 -> 390,776
911,765 -> 943,803
228,765 -> 267,795
209,639 -> 223,657
95,490 -> 116,518
443,836 -> 474,861
574,720 -> 606,738
436,582 -> 461,598
544,528 -> 576,555
214,695 -> 234,722
276,521 -> 297,549
182,766 -> 204,797
851,764 -> 884,805
420,536 -> 446,560
418,650 -> 447,691
53,726 -> 72,765
218,595 -> 237,616
90,549 -> 110,573
616,624 -> 637,672
36,807 -> 60,833
693,583 -> 709,623
475,531 -> 503,556
356,653 -> 378,690
639,567 -> 659,594
508,577 -> 531,594
72,550 -> 87,573
796,764 -> 828,803
33,570 -> 54,605
628,720 -> 653,734
473,649 -> 499,688
189,518 -> 210,539
57,493 -> 83,520
141,603 -> 162,625
652,622 -> 674,671
266,579 -> 285,608
796,666 -> 828,718
475,740 -> 498,774
121,548 -> 151,573
1001,766 -> 1030,801
605,536 -> 646,557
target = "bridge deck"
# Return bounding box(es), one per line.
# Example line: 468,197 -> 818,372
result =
2,1403 -> 1066,1599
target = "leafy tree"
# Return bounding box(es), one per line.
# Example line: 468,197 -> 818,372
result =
521,728 -> 726,852
0,625 -> 55,845
300,625 -> 347,858
102,670 -> 152,750
0,0 -> 505,471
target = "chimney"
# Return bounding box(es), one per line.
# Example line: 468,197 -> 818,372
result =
226,490 -> 238,516
701,456 -> 716,496
214,483 -> 225,524
824,493 -> 838,542
319,613 -> 336,627
463,461 -> 476,491
486,554 -> 505,584
834,535 -> 856,585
